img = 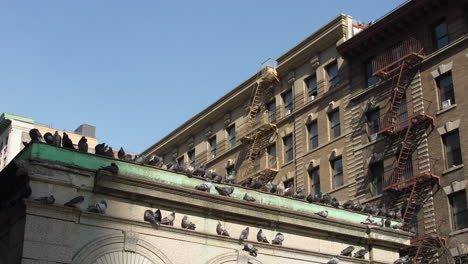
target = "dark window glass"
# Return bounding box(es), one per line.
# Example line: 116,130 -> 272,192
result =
454,254 -> 468,264
437,73 -> 455,109
365,60 -> 379,87
332,158 -> 343,189
433,19 -> 449,50
369,161 -> 384,195
397,96 -> 408,128
326,62 -> 339,90
284,178 -> 294,189
308,122 -> 319,150
306,75 -> 317,101
267,100 -> 276,122
308,168 -> 320,195
366,108 -> 380,136
283,135 -> 294,162
449,191 -> 468,230
188,150 -> 195,168
267,144 -> 277,168
282,91 -> 293,116
177,156 -> 185,169
329,110 -> 341,139
226,166 -> 236,177
444,130 -> 463,168
227,125 -> 236,148
209,136 -> 217,158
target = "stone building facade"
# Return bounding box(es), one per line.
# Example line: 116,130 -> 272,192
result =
0,143 -> 411,264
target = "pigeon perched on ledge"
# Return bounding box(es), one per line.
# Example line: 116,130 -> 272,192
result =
243,193 -> 256,202
100,163 -> 119,174
340,246 -> 354,256
195,181 -> 212,192
161,211 -> 175,226
271,232 -> 284,245
29,129 -> 44,142
64,195 -> 84,207
257,229 -> 269,243
327,257 -> 340,264
239,227 -> 249,241
316,210 -> 328,218
62,132 -> 75,150
215,186 -> 234,197
144,209 -> 162,226
216,222 -> 230,237
242,243 -> 258,257
78,136 -> 88,152
87,200 -> 107,214
181,216 -> 196,230
34,195 -> 55,205
354,249 -> 368,259
44,132 -> 54,144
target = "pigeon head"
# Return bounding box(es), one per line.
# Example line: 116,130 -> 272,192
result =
100,200 -> 107,206
182,216 -> 187,220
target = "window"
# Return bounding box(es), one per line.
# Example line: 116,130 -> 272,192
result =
329,110 -> 341,139
455,254 -> 468,264
266,100 -> 276,122
177,156 -> 185,169
306,75 -> 317,101
267,144 -> 277,168
284,178 -> 294,189
331,158 -> 343,189
188,149 -> 195,168
432,19 -> 449,50
283,135 -> 294,163
443,130 -> 462,168
226,166 -> 236,177
227,125 -> 236,148
369,161 -> 384,195
282,90 -> 293,116
307,122 -> 319,150
366,108 -> 380,136
209,136 -> 217,158
449,190 -> 468,230
437,73 -> 455,109
326,62 -> 339,90
308,167 -> 320,195
365,59 -> 379,87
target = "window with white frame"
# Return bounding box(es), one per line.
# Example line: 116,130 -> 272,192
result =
331,157 -> 343,189
307,121 -> 318,150
329,110 -> 341,139
306,75 -> 317,101
326,61 -> 339,90
443,129 -> 463,168
449,190 -> 468,230
437,72 -> 455,109
283,135 -> 293,163
282,90 -> 293,117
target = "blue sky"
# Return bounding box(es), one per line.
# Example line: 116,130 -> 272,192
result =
0,0 -> 406,154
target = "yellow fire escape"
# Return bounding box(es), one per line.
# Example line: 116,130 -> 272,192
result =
237,66 -> 279,184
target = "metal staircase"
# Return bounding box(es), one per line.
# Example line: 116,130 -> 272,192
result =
237,66 -> 279,184
371,38 -> 446,263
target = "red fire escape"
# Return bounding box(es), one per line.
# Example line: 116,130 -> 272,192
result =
372,38 -> 446,263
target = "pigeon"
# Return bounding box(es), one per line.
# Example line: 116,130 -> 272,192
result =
271,233 -> 284,245
100,163 -> 119,174
154,209 -> 162,225
181,216 -> 196,230
316,210 -> 328,218
361,215 -> 375,225
161,211 -> 175,226
264,181 -> 274,193
380,204 -> 388,217
331,197 -> 340,208
242,243 -> 258,257
215,186 -> 234,197
34,195 -> 55,205
385,218 -> 392,228
148,154 -> 163,167
269,183 -> 277,194
292,187 -> 306,199
392,222 -> 403,230
306,194 -> 314,203
283,184 -> 295,197
78,136 -> 88,152
144,210 -> 158,225
62,132 -> 75,150
395,209 -> 402,220
43,132 -> 54,144
224,173 -> 236,184
322,193 -> 332,205
216,222 -> 230,236
354,201 -> 363,212
256,229 -> 269,243
394,255 -> 409,264
104,147 -> 114,158
250,178 -> 264,189
195,181 -> 212,192
29,129 -> 44,142
387,209 -> 396,219
212,173 -> 223,184
95,143 -> 107,155
354,249 -> 368,259
53,131 -> 62,147
64,195 -> 84,207
343,200 -> 355,210
276,181 -> 285,195
314,192 -> 323,203
87,200 -> 107,214
240,178 -> 253,188
370,204 -> 380,216
193,163 -> 206,177
374,218 -> 385,227
118,147 -> 125,160
239,227 -> 249,241
363,203 -> 372,214
409,226 -> 417,234
243,193 -> 256,202
327,257 -> 340,264
340,246 -> 354,256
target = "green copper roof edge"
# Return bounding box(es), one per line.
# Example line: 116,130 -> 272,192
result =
20,143 -> 398,226
1,112 -> 35,124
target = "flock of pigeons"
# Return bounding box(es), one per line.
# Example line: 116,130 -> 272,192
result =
28,128 -> 410,263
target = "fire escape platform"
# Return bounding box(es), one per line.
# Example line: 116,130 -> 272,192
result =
241,167 -> 279,183
377,112 -> 436,136
373,52 -> 426,79
383,172 -> 442,192
239,122 -> 277,143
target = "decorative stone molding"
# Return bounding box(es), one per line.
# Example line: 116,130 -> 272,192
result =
287,71 -> 295,84
430,61 -> 453,78
205,252 -> 263,264
305,113 -> 318,125
327,101 -> 340,112
443,180 -> 467,195
188,136 -> 195,149
205,125 -> 213,138
123,231 -> 138,252
172,150 -> 179,159
436,119 -> 460,135
309,55 -> 320,69
224,112 -> 232,127
306,159 -> 320,170
280,126 -> 294,137
72,233 -> 173,264
329,148 -> 343,161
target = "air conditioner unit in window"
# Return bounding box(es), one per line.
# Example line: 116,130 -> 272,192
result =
442,99 -> 452,109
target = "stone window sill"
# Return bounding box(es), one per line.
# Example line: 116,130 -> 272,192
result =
442,164 -> 464,175
281,160 -> 294,168
436,104 -> 457,116
450,227 -> 468,237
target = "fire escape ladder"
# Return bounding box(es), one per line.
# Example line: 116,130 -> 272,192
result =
384,62 -> 412,128
406,235 -> 449,264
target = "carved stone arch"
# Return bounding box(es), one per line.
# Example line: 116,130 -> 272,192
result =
72,232 -> 173,264
205,252 -> 263,264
